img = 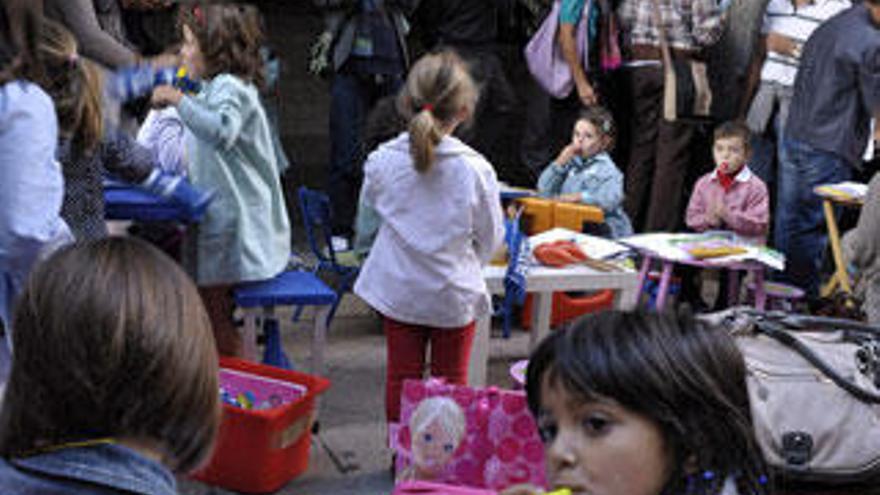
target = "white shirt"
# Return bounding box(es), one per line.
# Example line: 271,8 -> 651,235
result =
354,133 -> 505,328
759,0 -> 850,86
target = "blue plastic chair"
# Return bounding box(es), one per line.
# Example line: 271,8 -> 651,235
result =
297,187 -> 360,326
234,270 -> 337,371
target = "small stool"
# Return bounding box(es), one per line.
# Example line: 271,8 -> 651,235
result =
642,271 -> 681,310
234,270 -> 337,374
747,281 -> 805,311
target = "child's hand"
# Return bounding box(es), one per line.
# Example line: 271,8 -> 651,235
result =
557,193 -> 582,203
708,200 -> 725,227
555,143 -> 580,167
151,85 -> 183,108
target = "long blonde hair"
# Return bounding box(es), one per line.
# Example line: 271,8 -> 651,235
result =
399,51 -> 478,173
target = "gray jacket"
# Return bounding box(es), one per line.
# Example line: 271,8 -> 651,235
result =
313,0 -> 419,71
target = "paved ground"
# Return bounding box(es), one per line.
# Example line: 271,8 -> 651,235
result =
179,296 -> 534,495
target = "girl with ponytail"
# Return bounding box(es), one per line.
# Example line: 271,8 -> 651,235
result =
354,50 -> 506,425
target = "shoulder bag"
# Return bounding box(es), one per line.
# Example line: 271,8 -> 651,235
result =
704,309 -> 880,485
523,0 -> 590,99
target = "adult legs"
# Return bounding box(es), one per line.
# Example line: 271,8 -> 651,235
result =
623,66 -> 662,232
328,72 -> 368,238
777,138 -> 851,295
644,116 -> 695,232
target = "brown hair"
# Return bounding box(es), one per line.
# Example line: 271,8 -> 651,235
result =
713,120 -> 751,153
398,50 -> 478,173
35,20 -> 103,154
0,0 -> 44,84
578,105 -> 616,151
526,310 -> 769,495
0,237 -> 220,473
181,2 -> 265,88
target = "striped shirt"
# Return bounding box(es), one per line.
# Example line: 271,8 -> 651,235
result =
617,0 -> 723,53
759,0 -> 850,86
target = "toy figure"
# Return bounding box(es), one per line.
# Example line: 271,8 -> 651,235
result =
399,397 -> 467,482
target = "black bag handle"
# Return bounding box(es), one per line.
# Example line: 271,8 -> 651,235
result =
754,320 -> 880,404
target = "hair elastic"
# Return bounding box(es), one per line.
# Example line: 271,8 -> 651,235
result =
67,53 -> 79,68
421,103 -> 434,113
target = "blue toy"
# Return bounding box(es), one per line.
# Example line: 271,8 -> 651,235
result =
107,65 -> 201,103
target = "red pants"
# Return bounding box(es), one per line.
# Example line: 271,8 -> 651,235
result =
384,317 -> 475,423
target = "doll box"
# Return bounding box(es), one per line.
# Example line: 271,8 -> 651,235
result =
192,357 -> 330,494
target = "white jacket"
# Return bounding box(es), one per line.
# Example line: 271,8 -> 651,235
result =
354,133 -> 505,328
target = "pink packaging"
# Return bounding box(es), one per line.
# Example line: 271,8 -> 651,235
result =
393,480 -> 497,494
220,368 -> 306,410
390,378 -> 546,490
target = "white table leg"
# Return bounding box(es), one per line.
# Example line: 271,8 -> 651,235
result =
240,308 -> 260,362
615,283 -> 639,310
468,315 -> 491,387
312,306 -> 330,377
530,292 -> 553,350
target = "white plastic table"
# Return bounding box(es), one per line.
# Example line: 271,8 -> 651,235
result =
468,264 -> 640,386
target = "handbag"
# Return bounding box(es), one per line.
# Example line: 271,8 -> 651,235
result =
390,378 -> 546,490
648,0 -> 712,123
523,0 -> 590,99
705,309 -> 880,485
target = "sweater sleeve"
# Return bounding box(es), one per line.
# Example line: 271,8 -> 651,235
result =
177,77 -> 247,151
722,179 -> 770,238
537,161 -> 568,196
685,176 -> 714,232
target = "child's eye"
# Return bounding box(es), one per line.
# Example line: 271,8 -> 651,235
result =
423,433 -> 433,443
581,415 -> 610,435
537,420 -> 558,444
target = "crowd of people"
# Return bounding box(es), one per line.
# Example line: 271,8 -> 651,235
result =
0,0 -> 878,493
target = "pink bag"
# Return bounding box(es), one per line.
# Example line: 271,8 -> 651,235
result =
390,378 -> 546,490
393,481 -> 496,495
523,0 -> 590,99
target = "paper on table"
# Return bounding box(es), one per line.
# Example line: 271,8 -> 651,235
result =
529,227 -> 632,260
814,181 -> 868,202
620,232 -> 786,271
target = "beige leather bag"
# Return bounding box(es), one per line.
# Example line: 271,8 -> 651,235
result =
705,309 -> 880,485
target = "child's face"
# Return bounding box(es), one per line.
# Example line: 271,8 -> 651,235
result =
572,120 -> 606,158
537,378 -> 671,495
713,136 -> 748,175
180,25 -> 206,79
412,417 -> 460,476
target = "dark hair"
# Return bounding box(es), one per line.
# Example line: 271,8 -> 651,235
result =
0,0 -> 44,84
577,105 -> 616,151
399,50 -> 478,173
35,20 -> 103,154
181,2 -> 265,88
526,310 -> 768,495
0,237 -> 220,473
713,120 -> 751,152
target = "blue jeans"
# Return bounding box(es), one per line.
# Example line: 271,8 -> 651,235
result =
328,71 -> 401,237
774,138 -> 852,296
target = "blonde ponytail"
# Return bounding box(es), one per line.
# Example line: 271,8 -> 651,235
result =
399,51 -> 478,174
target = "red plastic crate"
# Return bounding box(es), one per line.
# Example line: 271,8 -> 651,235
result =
192,357 -> 331,494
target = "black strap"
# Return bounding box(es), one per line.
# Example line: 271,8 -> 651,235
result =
754,320 -> 880,404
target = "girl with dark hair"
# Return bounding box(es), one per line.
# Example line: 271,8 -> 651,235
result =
151,3 -> 291,357
504,310 -> 769,495
0,0 -> 71,341
354,50 -> 505,424
0,237 -> 220,493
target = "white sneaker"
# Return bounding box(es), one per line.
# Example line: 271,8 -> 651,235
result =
330,236 -> 350,252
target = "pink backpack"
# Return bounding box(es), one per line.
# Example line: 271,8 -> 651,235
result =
390,378 -> 547,490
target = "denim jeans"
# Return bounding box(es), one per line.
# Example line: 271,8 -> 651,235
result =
774,138 -> 852,296
328,71 -> 401,237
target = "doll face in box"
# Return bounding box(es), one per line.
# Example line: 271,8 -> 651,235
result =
412,417 -> 459,473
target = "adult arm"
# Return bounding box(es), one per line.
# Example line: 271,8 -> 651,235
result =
558,22 -> 595,105
47,0 -> 137,68
739,35 -> 767,118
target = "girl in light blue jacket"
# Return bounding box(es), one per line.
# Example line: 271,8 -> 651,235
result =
151,4 -> 290,356
537,106 -> 633,238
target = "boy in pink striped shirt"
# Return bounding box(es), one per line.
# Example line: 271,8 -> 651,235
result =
686,121 -> 770,244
